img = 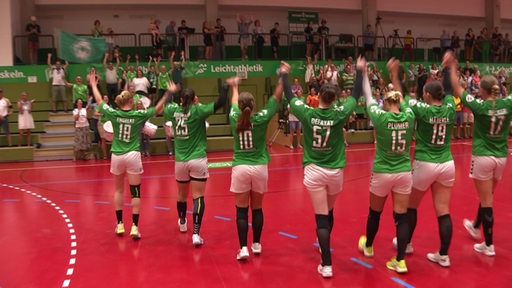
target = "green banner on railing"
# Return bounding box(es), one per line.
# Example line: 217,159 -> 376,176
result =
1,61 -> 511,84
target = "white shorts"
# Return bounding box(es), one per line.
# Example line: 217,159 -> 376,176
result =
230,165 -> 268,193
412,160 -> 455,191
110,151 -> 143,175
175,158 -> 209,182
303,164 -> 344,195
463,111 -> 474,123
370,172 -> 412,197
470,155 -> 507,181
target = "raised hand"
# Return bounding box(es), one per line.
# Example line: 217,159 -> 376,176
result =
279,61 -> 291,74
226,76 -> 241,86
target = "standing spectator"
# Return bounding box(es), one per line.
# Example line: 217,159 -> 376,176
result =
317,19 -> 330,60
0,89 -> 12,146
177,20 -> 190,58
202,21 -> 214,60
156,57 -> 171,103
17,91 -> 35,147
171,50 -> 186,92
480,27 -> 491,62
252,20 -> 265,60
87,67 -> 102,144
214,18 -> 227,60
103,52 -> 120,106
132,69 -> 150,97
96,95 -> 110,159
440,29 -> 451,54
407,63 -> 417,93
149,19 -> 162,57
341,63 -> 355,91
451,31 -> 461,59
401,30 -> 414,61
147,56 -> 158,104
363,24 -> 375,60
165,20 -> 177,53
304,20 -> 315,59
72,99 -> 90,160
25,16 -> 41,65
47,53 -> 69,113
464,28 -> 475,61
65,75 -> 87,104
104,28 -> 115,59
323,58 -> 338,86
503,33 -> 511,62
416,63 -> 428,100
270,22 -> 280,60
305,56 -> 315,85
236,14 -> 253,60
91,20 -> 102,38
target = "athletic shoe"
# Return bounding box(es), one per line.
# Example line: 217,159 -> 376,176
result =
130,224 -> 141,239
358,235 -> 374,257
297,144 -> 303,149
178,218 -> 188,233
392,237 -> 414,254
251,243 -> 262,254
463,219 -> 481,240
115,222 -> 125,235
192,234 -> 204,246
237,246 -> 249,260
426,252 -> 451,267
386,256 -> 408,273
317,264 -> 333,278
473,242 -> 496,256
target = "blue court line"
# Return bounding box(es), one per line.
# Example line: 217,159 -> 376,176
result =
312,243 -> 334,252
391,277 -> 415,288
95,201 -> 110,205
2,199 -> 20,202
278,232 -> 298,239
350,257 -> 373,269
154,206 -> 170,211
64,200 -> 80,203
214,216 -> 231,221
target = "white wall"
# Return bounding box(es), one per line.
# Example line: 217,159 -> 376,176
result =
0,0 -> 13,65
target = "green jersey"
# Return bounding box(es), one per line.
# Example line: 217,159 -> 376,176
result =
147,71 -> 157,89
355,96 -> 366,114
127,70 -> 136,82
72,83 -> 88,102
461,91 -> 512,157
158,72 -> 171,90
368,102 -> 415,173
230,97 -> 279,166
408,96 -> 455,163
98,102 -> 155,155
164,102 -> 215,162
290,96 -> 356,169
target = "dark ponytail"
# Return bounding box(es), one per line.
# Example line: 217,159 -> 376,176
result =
236,92 -> 255,134
180,88 -> 195,114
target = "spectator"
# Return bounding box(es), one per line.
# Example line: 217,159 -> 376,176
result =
416,63 -> 428,100
0,89 -> 12,146
464,28 -> 475,61
341,63 -> 355,91
491,26 -> 501,62
401,30 -> 414,61
47,53 -> 69,112
86,67 -> 102,144
165,20 -> 177,53
103,52 -> 120,106
503,33 -> 511,62
287,90 -> 302,150
323,58 -> 338,86
407,63 -> 417,93
440,29 -> 451,54
252,20 -> 265,59
132,69 -> 150,97
149,19 -> 162,57
453,95 -> 463,139
306,87 -> 319,108
136,100 -> 151,157
480,27 -> 491,62
171,50 -> 186,92
202,21 -> 214,60
25,16 -> 41,65
17,91 -> 35,147
304,20 -> 315,59
291,77 -> 303,97
91,20 -> 102,38
270,22 -> 280,60
95,95 -> 110,159
65,75 -> 88,104
317,19 -> 330,59
156,57 -> 171,103
236,14 -> 253,60
214,18 -> 227,60
147,56 -> 158,104
177,20 -> 191,58
363,24 -> 375,60
305,56 -> 315,86
72,99 -> 90,160
451,31 -> 461,59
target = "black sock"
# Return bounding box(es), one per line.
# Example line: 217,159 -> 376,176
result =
193,197 -> 205,235
438,214 -> 452,255
177,201 -> 187,224
474,203 -> 482,228
328,209 -> 334,234
116,210 -> 123,223
132,213 -> 139,226
252,208 -> 264,243
407,208 -> 417,244
236,206 -> 249,248
366,208 -> 382,247
394,212 -> 409,261
315,214 -> 331,266
481,207 -> 494,246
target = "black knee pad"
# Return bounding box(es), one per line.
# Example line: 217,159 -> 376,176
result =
315,214 -> 329,229
130,185 -> 141,198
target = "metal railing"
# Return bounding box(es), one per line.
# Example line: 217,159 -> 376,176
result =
12,34 -> 55,65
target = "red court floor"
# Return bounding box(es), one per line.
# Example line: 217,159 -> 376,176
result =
1,140 -> 512,287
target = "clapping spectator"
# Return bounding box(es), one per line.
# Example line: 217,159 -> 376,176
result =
73,99 -> 90,160
236,13 -> 253,60
17,91 -> 35,146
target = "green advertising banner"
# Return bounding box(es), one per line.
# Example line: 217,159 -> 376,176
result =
1,61 -> 512,84
288,11 -> 319,24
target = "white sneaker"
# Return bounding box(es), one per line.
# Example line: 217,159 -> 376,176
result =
237,246 -> 249,260
426,252 -> 451,267
130,224 -> 141,239
463,219 -> 481,240
192,234 -> 204,246
178,218 -> 187,233
317,264 -> 333,278
392,237 -> 414,254
473,242 -> 495,256
251,243 -> 262,254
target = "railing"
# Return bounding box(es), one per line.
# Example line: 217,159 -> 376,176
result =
77,33 -> 137,48
12,34 -> 55,65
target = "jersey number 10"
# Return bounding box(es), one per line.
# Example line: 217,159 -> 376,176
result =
239,130 -> 254,150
